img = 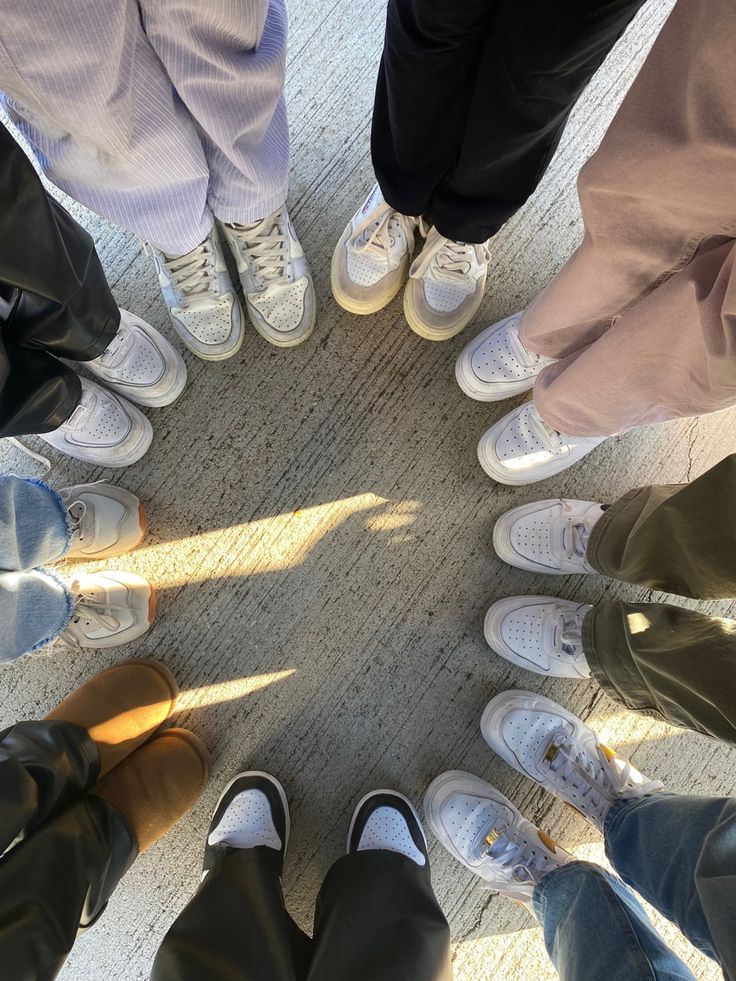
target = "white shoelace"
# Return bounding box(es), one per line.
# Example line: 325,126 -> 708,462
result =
163,240 -> 217,302
228,208 -> 291,290
561,517 -> 591,561
555,609 -> 587,656
410,230 -> 489,284
349,202 -> 418,263
479,821 -> 555,888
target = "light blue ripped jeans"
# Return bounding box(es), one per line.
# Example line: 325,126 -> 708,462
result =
534,793 -> 736,981
0,474 -> 73,661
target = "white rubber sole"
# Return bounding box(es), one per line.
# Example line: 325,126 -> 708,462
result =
40,410 -> 153,469
403,278 -> 485,342
347,789 -> 426,853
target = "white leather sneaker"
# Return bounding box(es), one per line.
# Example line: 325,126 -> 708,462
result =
331,184 -> 419,315
481,692 -> 664,833
484,596 -> 592,679
348,790 -> 428,866
493,498 -> 605,575
61,571 -> 156,649
221,206 -> 315,348
39,377 -> 153,468
456,312 -> 554,401
59,482 -> 146,560
477,402 -> 606,485
151,228 -> 244,361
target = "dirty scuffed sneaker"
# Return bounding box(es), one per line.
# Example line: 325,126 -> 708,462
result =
60,482 -> 146,560
493,498 -> 606,575
61,571 -> 156,649
348,790 -> 428,866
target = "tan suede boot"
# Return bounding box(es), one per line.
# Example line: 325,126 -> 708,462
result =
45,658 -> 178,777
90,728 -> 211,853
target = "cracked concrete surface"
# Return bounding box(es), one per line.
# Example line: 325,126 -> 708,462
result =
2,0 -> 736,978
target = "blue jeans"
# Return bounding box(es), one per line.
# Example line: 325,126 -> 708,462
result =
534,793 -> 736,981
0,474 -> 73,661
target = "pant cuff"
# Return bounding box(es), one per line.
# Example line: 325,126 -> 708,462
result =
584,488 -> 643,577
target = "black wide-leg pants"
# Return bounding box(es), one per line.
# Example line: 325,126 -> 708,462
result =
372,0 -> 646,243
0,124 -> 119,438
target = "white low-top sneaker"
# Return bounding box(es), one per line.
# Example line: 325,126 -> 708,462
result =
61,571 -> 156,649
151,228 -> 244,361
481,691 -> 664,833
348,790 -> 429,866
59,482 -> 146,560
86,309 -> 187,407
424,770 -> 573,908
493,498 -> 605,575
477,402 -> 606,485
404,228 -> 490,341
39,377 -> 153,468
331,184 -> 419,315
221,206 -> 316,348
455,312 -> 555,401
485,596 -> 592,679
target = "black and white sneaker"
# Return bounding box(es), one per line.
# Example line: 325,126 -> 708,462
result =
347,789 -> 429,867
202,770 -> 289,878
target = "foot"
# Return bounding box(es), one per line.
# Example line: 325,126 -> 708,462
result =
477,401 -> 606,485
493,498 -> 605,574
348,789 -> 428,866
46,658 -> 178,777
203,771 -> 289,878
85,309 -> 187,407
485,597 -> 592,679
455,312 -> 554,401
221,206 -> 315,347
61,571 -> 156,649
151,227 -> 244,361
38,377 -> 153,468
424,771 -> 572,908
481,691 -> 664,833
331,184 -> 418,315
404,227 -> 489,341
59,482 -> 146,560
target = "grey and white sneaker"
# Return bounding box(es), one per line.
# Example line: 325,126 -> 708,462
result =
424,770 -> 572,908
59,482 -> 146,561
456,312 -> 554,401
86,309 -> 187,407
478,402 -> 606,485
61,571 -> 156,649
202,771 -> 289,879
331,184 -> 418,315
481,691 -> 664,833
151,228 -> 244,361
493,498 -> 606,575
348,789 -> 428,867
484,597 -> 592,679
221,206 -> 315,348
39,378 -> 153,468
404,227 -> 490,341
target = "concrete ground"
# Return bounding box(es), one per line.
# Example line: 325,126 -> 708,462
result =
2,0 -> 735,977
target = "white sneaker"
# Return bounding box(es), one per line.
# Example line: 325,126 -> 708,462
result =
86,309 -> 187,407
484,597 -> 592,679
455,312 -> 554,401
348,790 -> 428,867
61,571 -> 155,649
151,228 -> 244,361
424,770 -> 572,908
481,691 -> 664,833
39,377 -> 153,468
59,482 -> 146,560
477,402 -> 606,485
493,498 -> 605,575
404,227 -> 490,341
221,206 -> 316,348
331,184 -> 418,315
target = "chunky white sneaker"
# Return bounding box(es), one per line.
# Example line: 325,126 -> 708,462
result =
221,206 -> 315,348
424,770 -> 572,907
203,771 -> 289,878
61,571 -> 155,649
39,377 -> 153,468
481,691 -> 664,833
478,402 -> 606,485
455,312 -> 555,401
331,184 -> 419,315
59,482 -> 146,560
493,498 -> 605,575
485,597 -> 592,679
86,309 -> 187,407
151,228 -> 243,361
404,227 -> 490,341
348,790 -> 428,866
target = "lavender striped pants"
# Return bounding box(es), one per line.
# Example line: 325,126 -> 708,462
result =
0,0 -> 289,255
